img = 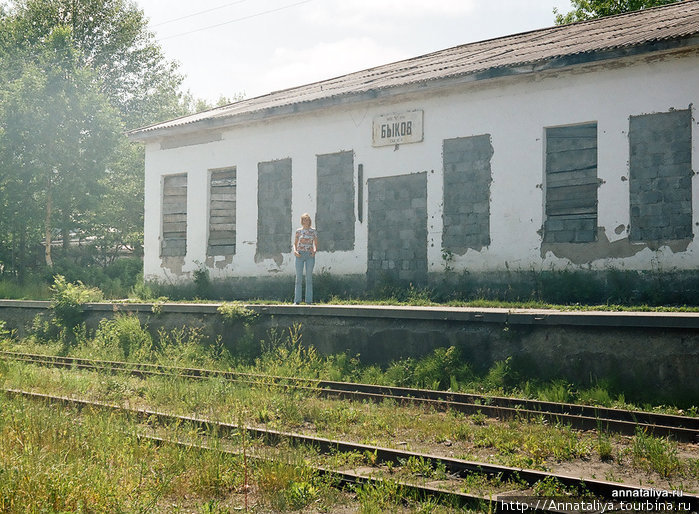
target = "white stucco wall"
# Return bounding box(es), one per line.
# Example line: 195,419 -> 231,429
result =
143,50 -> 699,282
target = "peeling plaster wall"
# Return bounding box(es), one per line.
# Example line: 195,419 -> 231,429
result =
143,51 -> 699,282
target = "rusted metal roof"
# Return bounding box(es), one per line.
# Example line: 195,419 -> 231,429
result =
129,1 -> 699,138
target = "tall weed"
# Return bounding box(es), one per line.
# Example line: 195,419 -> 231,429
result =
253,455 -> 325,511
157,326 -> 225,368
632,429 -> 683,478
86,314 -> 153,361
255,324 -> 323,379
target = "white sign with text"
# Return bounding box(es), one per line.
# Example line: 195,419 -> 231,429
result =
372,110 -> 424,147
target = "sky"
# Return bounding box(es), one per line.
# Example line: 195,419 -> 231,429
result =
134,0 -> 575,103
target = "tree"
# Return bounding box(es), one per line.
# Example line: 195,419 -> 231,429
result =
0,0 -> 188,278
0,25 -> 121,269
8,0 -> 186,127
554,0 -> 679,24
181,93 -> 246,114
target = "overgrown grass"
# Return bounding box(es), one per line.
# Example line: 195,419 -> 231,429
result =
0,277 -> 50,300
5,307 -> 697,414
0,395 -> 245,512
2,350 -> 698,488
1,306 -> 696,487
0,393 -> 363,513
632,429 -> 685,478
4,276 -> 698,508
139,268 -> 699,308
0,390 -> 487,512
6,266 -> 699,310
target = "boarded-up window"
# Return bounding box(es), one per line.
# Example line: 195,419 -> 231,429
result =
317,151 -> 355,251
442,135 -> 493,253
629,109 -> 692,242
208,168 -> 236,256
161,174 -> 187,257
544,124 -> 598,243
257,158 -> 292,259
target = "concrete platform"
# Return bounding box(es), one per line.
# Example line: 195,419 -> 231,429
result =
1,299 -> 695,328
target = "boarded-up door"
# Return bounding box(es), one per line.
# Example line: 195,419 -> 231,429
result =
367,172 -> 427,285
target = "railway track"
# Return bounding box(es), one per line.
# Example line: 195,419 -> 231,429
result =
3,350 -> 697,442
5,387 -> 698,513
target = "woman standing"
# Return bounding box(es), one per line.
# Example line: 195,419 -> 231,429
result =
293,213 -> 318,304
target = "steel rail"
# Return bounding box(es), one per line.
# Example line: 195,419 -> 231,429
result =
3,350 -> 698,442
4,387 -> 697,513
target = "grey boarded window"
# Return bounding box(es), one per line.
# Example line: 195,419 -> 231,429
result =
257,158 -> 292,259
161,174 -> 187,257
442,135 -> 493,253
629,109 -> 692,242
544,123 -> 598,243
208,168 -> 236,256
317,151 -> 355,251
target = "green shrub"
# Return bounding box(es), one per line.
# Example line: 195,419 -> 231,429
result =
381,359 -> 416,387
413,346 -> 472,390
193,262 -> 211,298
254,458 -> 325,511
51,257 -> 143,299
0,320 -> 12,341
578,384 -> 614,407
538,380 -> 572,403
50,275 -> 103,333
597,432 -> 614,462
482,357 -> 518,392
130,274 -> 162,301
156,326 -> 230,369
217,302 -> 257,325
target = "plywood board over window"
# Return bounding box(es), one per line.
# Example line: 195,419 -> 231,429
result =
161,174 -> 187,257
544,123 -> 598,243
208,168 -> 236,256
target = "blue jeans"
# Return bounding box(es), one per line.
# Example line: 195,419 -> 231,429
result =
294,252 -> 315,303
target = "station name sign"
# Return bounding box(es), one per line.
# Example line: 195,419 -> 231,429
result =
372,109 -> 423,147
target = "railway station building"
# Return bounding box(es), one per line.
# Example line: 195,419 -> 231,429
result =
129,1 -> 699,292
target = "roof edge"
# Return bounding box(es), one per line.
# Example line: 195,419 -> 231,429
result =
128,35 -> 699,143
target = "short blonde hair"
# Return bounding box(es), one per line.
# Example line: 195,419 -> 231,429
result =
301,213 -> 312,224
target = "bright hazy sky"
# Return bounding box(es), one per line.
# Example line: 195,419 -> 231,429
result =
134,0 -> 574,103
